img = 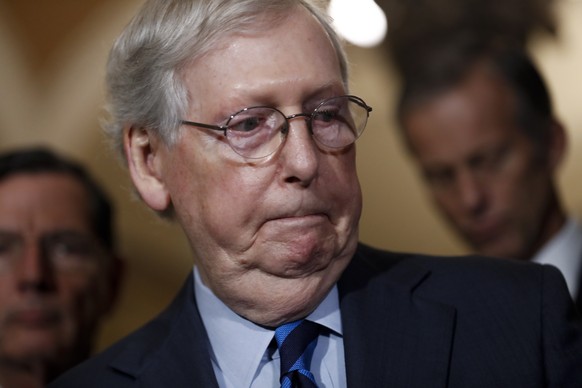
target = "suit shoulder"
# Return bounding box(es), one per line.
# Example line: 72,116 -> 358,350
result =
49,276 -> 194,387
354,242 -> 564,295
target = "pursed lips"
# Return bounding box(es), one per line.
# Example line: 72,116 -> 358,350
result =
266,211 -> 329,225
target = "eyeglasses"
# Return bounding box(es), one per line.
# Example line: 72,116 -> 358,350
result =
180,95 -> 372,159
0,231 -> 104,274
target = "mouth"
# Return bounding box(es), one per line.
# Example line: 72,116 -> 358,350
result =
465,220 -> 505,246
10,308 -> 61,328
266,212 -> 329,225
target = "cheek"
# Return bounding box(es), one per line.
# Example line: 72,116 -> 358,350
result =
328,151 -> 358,187
496,164 -> 545,213
174,164 -> 267,249
56,273 -> 105,323
431,191 -> 460,217
336,163 -> 361,213
511,175 -> 552,224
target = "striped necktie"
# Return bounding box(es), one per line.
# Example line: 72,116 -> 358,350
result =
274,319 -> 320,388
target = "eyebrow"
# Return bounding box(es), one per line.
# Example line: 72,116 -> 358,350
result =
223,82 -> 347,115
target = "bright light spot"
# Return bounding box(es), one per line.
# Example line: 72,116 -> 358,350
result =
328,0 -> 388,47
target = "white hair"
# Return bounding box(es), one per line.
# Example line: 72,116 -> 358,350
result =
104,0 -> 349,160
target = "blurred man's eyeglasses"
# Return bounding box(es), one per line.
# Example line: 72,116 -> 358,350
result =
0,231 -> 103,274
180,95 -> 372,159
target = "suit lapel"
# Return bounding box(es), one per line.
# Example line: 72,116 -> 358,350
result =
339,248 -> 456,388
105,250 -> 457,387
108,274 -> 220,387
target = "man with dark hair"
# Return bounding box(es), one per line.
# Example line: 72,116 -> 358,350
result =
0,147 -> 122,388
397,42 -> 582,309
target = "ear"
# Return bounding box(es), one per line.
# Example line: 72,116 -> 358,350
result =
124,126 -> 171,211
547,119 -> 567,171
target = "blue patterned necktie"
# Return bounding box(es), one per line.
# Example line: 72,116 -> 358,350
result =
274,319 -> 320,388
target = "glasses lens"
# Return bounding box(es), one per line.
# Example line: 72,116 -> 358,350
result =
226,107 -> 286,158
311,96 -> 369,149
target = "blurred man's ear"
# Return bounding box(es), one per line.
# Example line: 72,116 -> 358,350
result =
124,126 -> 171,212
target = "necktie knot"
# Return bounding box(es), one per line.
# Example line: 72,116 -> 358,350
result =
275,319 -> 320,388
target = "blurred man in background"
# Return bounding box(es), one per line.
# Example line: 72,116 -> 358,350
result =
0,147 -> 122,388
397,42 -> 582,309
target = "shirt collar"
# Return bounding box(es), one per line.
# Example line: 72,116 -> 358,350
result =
193,266 -> 342,387
532,217 -> 582,297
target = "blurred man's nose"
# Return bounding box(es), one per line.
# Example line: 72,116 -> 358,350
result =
16,242 -> 55,293
455,168 -> 487,214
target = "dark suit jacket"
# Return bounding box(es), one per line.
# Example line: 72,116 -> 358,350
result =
576,250 -> 582,313
49,244 -> 582,387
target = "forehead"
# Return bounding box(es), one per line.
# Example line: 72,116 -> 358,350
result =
0,173 -> 92,234
182,7 -> 343,116
404,66 -> 525,163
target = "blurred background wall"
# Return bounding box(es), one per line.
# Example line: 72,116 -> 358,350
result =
0,0 -> 580,351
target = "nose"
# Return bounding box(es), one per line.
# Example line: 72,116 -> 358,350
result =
455,168 -> 486,215
279,116 -> 319,186
16,242 -> 55,293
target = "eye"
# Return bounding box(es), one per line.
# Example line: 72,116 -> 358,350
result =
45,233 -> 98,262
52,239 -> 91,257
227,107 -> 281,134
425,168 -> 455,189
314,107 -> 339,123
229,115 -> 263,133
312,97 -> 357,132
313,100 -> 343,124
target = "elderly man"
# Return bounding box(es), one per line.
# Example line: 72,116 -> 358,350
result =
396,41 -> 582,310
0,147 -> 121,388
51,1 -> 581,387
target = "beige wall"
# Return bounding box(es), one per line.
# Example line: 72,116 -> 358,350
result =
1,0 -> 580,351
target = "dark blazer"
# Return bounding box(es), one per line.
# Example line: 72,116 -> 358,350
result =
576,250 -> 582,313
49,244 -> 582,387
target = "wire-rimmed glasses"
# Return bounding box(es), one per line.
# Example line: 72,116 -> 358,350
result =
180,95 -> 372,159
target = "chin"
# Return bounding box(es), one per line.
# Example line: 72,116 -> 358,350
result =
478,241 -> 524,260
253,282 -> 329,327
222,267 -> 338,327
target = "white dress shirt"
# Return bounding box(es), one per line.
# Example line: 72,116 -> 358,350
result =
193,266 -> 347,388
532,217 -> 582,299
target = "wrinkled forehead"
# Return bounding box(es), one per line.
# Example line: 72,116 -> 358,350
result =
179,7 -> 343,113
